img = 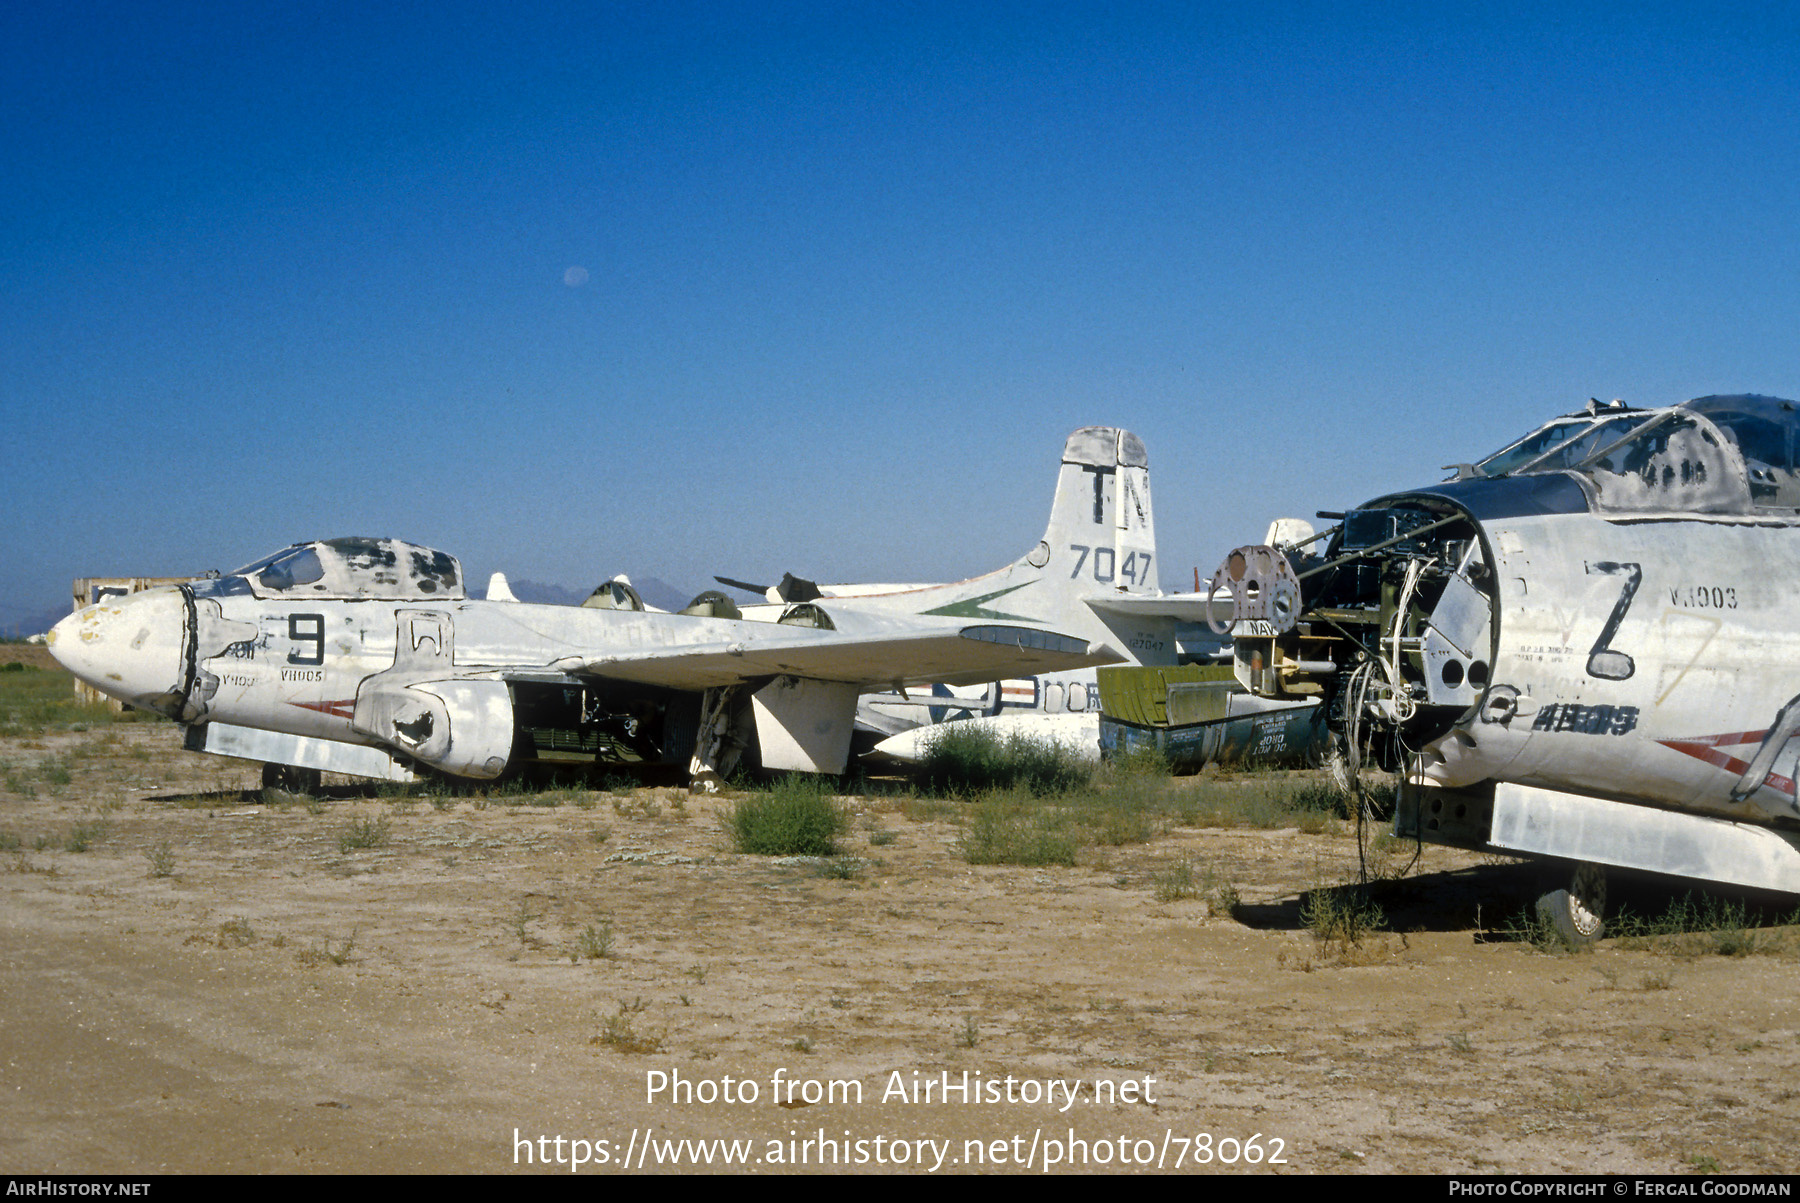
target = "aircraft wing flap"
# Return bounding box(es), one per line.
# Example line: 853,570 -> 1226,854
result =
577,624 -> 1110,691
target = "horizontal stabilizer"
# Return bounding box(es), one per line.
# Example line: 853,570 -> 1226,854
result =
1084,590 -> 1232,625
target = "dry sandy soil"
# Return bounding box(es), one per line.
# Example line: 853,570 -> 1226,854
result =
2,666 -> 1796,1175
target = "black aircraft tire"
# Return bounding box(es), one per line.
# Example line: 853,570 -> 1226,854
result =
261,763 -> 323,796
1536,861 -> 1606,947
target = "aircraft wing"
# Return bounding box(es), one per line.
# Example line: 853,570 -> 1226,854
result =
575,616 -> 1109,691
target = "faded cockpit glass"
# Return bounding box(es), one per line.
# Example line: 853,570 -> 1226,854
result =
1578,412 -> 1750,514
409,547 -> 460,594
1686,396 -> 1800,510
1515,413 -> 1655,475
231,550 -> 290,579
230,538 -> 467,600
1465,396 -> 1800,515
1472,417 -> 1599,478
253,547 -> 324,593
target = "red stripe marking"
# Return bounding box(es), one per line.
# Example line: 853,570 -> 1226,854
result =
1658,736 -> 1794,796
288,699 -> 355,721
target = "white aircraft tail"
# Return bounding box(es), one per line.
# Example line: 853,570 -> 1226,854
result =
739,427 -> 1170,775
824,427 -> 1163,666
1033,426 -> 1158,595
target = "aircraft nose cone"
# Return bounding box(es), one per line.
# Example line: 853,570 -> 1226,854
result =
47,589 -> 189,717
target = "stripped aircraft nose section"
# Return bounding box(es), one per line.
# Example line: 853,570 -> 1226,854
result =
47,588 -> 190,718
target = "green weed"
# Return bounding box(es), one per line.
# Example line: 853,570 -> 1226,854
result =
959,790 -> 1079,866
914,723 -> 1095,798
576,920 -> 615,961
299,928 -> 358,966
324,929 -> 358,965
40,755 -> 74,794
1613,893 -> 1798,958
64,817 -> 109,853
216,918 -> 256,947
510,901 -> 544,943
1499,905 -> 1569,953
1152,856 -> 1201,903
0,666 -> 130,737
612,793 -> 663,820
728,775 -> 847,856
336,814 -> 391,854
595,998 -> 663,1054
143,841 -> 176,878
1302,884 -> 1385,952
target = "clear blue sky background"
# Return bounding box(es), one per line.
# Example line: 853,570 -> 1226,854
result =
5,2 -> 1798,631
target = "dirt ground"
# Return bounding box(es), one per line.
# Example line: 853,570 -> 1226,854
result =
2,700 -> 1796,1175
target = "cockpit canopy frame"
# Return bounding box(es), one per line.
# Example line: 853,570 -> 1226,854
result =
223,538 -> 465,602
1466,394 -> 1800,515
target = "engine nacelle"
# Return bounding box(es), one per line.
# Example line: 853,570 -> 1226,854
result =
354,677 -> 514,779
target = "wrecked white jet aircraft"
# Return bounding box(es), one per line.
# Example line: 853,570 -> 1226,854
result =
1217,395 -> 1800,942
51,428 -> 1197,792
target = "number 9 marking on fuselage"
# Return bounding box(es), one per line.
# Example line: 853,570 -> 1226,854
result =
287,614 -> 325,666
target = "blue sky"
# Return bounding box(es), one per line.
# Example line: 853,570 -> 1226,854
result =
6,2 -> 1799,630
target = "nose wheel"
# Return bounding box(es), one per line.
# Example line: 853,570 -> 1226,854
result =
262,762 -> 323,796
1536,861 -> 1606,947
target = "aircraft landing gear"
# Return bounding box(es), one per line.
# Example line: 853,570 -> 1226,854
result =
262,763 -> 323,796
1536,860 -> 1606,947
688,685 -> 749,794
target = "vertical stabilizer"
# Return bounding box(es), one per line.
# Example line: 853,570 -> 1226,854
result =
1031,427 -> 1158,594
800,427 -> 1168,669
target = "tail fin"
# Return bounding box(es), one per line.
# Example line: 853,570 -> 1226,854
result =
1032,427 -> 1158,595
802,427 -> 1164,665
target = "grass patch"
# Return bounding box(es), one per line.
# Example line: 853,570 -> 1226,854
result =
959,788 -> 1080,866
814,856 -> 864,880
574,920 -> 615,961
217,918 -> 257,947
594,998 -> 663,1054
914,723 -> 1095,798
728,775 -> 847,856
336,814 -> 391,854
143,840 -> 176,878
1166,774 -> 1373,831
0,665 -> 137,737
1301,883 -> 1385,953
298,928 -> 358,967
951,751 -> 1301,866
952,752 -> 1178,865
1499,904 -> 1568,953
1613,893 -> 1799,958
612,793 -> 663,820
39,755 -> 74,794
64,817 -> 110,853
1152,856 -> 1202,902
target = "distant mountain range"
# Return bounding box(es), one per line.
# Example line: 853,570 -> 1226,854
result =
1,605 -> 69,641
